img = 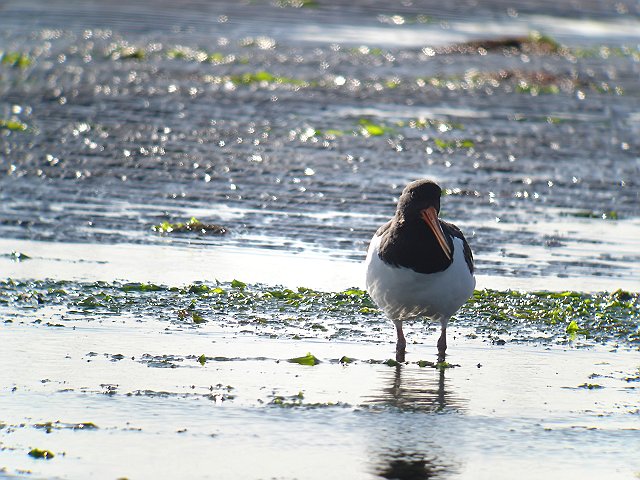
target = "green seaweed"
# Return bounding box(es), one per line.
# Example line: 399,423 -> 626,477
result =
106,45 -> 146,60
316,118 -> 462,140
546,116 -> 564,124
151,217 -> 227,235
166,47 -> 233,64
34,421 -> 97,432
610,289 -> 634,302
28,448 -> 55,459
270,392 -> 344,408
1,51 -> 32,68
515,83 -> 560,95
121,282 -> 163,292
288,352 -> 320,366
624,368 -> 640,382
0,119 -> 28,131
562,210 -> 619,220
342,288 -> 367,297
433,138 -> 475,150
76,295 -> 108,309
566,320 -> 580,334
401,118 -> 464,132
358,119 -> 390,137
416,360 -> 459,369
187,284 -> 215,294
436,361 -> 457,369
1,280 -> 638,348
229,71 -> 307,86
415,69 -> 617,96
73,421 -> 98,430
10,251 -> 30,261
528,31 -> 560,51
578,383 -> 604,390
571,44 -> 640,60
275,0 -> 319,7
322,129 -> 345,136
177,301 -> 206,323
377,14 -> 436,25
350,46 -> 385,56
466,288 -> 639,346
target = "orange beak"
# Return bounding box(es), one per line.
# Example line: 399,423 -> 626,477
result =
420,207 -> 452,261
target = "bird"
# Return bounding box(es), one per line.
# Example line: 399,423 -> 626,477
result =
365,179 -> 475,362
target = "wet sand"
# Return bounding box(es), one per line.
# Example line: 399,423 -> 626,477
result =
1,322 -> 639,479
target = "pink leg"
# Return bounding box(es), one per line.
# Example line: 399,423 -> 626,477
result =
395,320 -> 406,362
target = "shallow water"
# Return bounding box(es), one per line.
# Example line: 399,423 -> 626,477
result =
1,279 -> 638,479
1,321 -> 639,479
1,0 -> 639,478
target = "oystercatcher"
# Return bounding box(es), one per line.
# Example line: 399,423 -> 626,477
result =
365,179 -> 475,362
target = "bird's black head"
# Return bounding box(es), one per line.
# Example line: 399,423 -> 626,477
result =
378,178 -> 453,269
394,179 -> 452,261
396,179 -> 442,218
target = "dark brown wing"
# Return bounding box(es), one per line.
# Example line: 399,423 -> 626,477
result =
375,220 -> 392,237
441,220 -> 474,274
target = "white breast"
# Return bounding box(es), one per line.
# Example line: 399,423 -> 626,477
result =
365,234 -> 475,324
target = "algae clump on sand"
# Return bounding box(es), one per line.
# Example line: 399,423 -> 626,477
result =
288,353 -> 320,366
28,448 -> 54,459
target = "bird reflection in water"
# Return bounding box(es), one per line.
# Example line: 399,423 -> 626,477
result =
366,365 -> 465,479
372,364 -> 458,412
378,453 -> 447,480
